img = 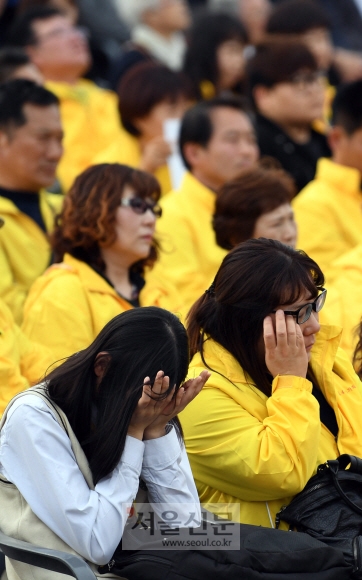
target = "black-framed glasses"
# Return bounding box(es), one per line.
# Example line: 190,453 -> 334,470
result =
120,197 -> 162,218
271,288 -> 327,324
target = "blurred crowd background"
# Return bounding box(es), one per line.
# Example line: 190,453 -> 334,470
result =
2,0 -> 362,411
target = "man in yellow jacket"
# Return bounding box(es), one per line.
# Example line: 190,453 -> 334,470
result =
7,6 -> 122,193
146,97 -> 259,313
294,80 -> 362,284
0,79 -> 63,323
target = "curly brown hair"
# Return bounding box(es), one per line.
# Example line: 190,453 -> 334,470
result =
213,164 -> 296,250
51,163 -> 161,274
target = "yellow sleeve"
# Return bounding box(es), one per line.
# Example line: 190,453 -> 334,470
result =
0,245 -> 27,325
0,303 -> 52,415
155,217 -> 217,313
180,373 -> 321,502
22,273 -> 95,362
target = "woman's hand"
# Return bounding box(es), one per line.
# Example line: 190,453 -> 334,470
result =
264,311 -> 308,379
143,370 -> 211,440
140,137 -> 172,174
127,371 -> 172,440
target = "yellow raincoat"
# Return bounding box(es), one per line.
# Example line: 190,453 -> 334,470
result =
146,172 -> 227,314
0,299 -> 54,415
180,326 -> 362,528
46,79 -> 122,192
320,243 -> 362,361
293,158 -> 362,283
0,192 -> 63,324
22,254 -> 183,361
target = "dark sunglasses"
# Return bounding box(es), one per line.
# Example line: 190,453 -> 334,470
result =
271,288 -> 327,325
120,197 -> 162,218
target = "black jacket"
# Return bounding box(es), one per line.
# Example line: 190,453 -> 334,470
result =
255,114 -> 331,193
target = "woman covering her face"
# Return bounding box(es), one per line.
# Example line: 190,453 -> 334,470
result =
0,307 -> 209,579
21,163 -> 182,362
180,238 -> 362,528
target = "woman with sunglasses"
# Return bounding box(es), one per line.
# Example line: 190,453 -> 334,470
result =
180,238 -> 362,529
21,163 -> 182,362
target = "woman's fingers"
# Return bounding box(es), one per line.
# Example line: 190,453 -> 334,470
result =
285,313 -> 297,345
275,310 -> 289,347
152,371 -> 166,394
264,310 -> 308,378
263,316 -> 276,350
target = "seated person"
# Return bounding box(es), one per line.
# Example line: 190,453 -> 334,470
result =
0,307 -> 209,578
0,46 -> 43,84
22,163 -> 183,361
293,80 -> 362,283
266,0 -> 340,87
113,0 -> 191,81
246,39 -> 331,192
0,79 -> 63,323
7,6 -> 122,192
213,164 -> 297,249
182,11 -> 247,100
94,62 -> 190,196
180,238 -> 362,527
146,96 -> 259,314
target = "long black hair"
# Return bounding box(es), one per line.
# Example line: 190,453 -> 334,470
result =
187,239 -> 324,397
46,307 -> 189,484
183,11 -> 247,99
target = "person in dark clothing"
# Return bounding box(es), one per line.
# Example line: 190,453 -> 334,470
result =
266,0 -> 341,86
246,39 -> 331,192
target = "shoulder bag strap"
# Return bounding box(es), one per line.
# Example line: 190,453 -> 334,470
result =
327,457 -> 362,515
337,454 -> 362,475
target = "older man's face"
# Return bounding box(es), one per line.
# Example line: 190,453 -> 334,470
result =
28,15 -> 91,81
0,103 -> 63,191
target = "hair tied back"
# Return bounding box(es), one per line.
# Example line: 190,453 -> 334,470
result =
205,281 -> 216,296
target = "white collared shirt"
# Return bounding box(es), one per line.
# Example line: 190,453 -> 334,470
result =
0,395 -> 200,564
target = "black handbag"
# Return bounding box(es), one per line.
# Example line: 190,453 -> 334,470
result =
276,454 -> 362,578
98,523 -> 352,580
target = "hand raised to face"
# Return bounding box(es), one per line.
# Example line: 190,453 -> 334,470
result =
263,310 -> 308,379
128,369 -> 211,441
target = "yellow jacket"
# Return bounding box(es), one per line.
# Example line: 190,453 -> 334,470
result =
293,158 -> 362,283
22,254 -> 182,361
146,172 -> 227,314
0,192 -> 63,324
320,243 -> 362,361
0,299 -> 54,416
22,254 -> 134,361
180,326 -> 362,528
46,79 -> 122,192
93,129 -> 172,196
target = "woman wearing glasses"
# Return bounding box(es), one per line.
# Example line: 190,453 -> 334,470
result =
180,238 -> 362,529
21,163 -> 182,362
